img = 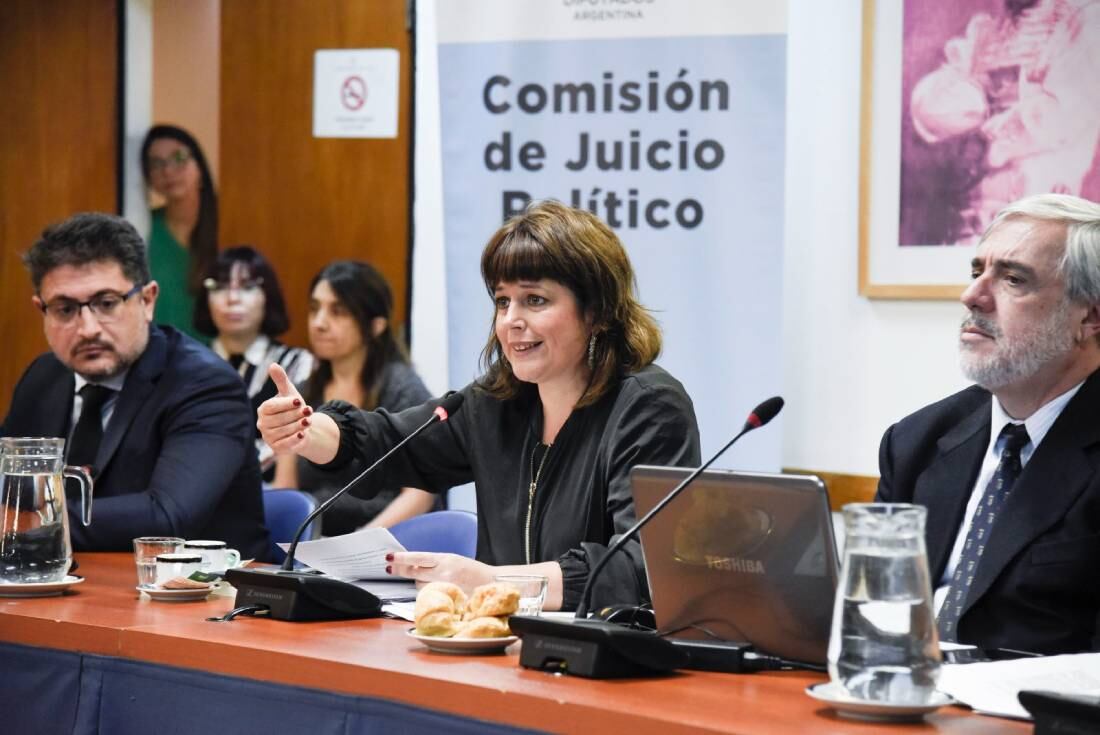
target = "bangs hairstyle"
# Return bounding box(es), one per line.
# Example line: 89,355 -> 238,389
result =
479,199 -> 661,407
193,245 -> 290,338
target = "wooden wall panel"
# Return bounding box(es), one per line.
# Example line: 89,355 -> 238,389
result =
0,0 -> 119,417
219,0 -> 412,351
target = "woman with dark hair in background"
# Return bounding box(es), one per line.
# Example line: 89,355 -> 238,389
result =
271,260 -> 437,534
258,201 -> 701,611
195,246 -> 313,472
140,124 -> 218,341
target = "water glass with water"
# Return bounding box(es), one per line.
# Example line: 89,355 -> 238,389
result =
133,536 -> 184,588
827,503 -> 941,704
494,574 -> 548,616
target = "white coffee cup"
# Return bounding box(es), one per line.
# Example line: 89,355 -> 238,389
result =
155,553 -> 203,585
183,540 -> 241,573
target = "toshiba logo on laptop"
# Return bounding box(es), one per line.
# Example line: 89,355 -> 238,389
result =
704,555 -> 765,574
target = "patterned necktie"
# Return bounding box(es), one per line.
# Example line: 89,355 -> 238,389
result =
937,422 -> 1031,642
67,384 -> 114,474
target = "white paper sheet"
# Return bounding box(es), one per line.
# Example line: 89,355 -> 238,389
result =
277,527 -> 406,580
939,653 -> 1100,719
383,601 -> 416,622
354,579 -> 418,602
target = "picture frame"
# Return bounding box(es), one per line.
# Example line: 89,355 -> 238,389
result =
859,0 -> 1100,300
858,0 -> 969,300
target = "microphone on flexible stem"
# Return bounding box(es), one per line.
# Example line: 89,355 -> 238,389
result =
509,396 -> 784,678
224,392 -> 465,622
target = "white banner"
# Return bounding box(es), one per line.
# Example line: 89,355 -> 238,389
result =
428,0 -> 787,468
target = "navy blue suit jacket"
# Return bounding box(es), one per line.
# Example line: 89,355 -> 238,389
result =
876,368 -> 1100,654
2,325 -> 270,562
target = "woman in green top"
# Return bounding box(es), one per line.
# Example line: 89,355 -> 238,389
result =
140,125 -> 218,342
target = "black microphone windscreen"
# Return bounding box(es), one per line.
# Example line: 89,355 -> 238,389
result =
746,396 -> 784,429
439,391 -> 465,418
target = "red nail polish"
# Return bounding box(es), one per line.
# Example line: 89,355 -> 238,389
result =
297,432 -> 304,439
385,565 -> 392,575
301,418 -> 310,427
303,406 -> 313,416
292,399 -> 301,407
385,553 -> 394,562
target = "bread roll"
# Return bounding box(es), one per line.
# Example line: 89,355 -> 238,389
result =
420,581 -> 468,612
414,589 -> 455,621
455,615 -> 511,639
466,583 -> 520,618
415,610 -> 462,637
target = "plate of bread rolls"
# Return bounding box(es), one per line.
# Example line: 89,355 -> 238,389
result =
408,581 -> 520,654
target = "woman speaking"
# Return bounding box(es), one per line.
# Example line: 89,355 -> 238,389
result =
258,201 -> 700,611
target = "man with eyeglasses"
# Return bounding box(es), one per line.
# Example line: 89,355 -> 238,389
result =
1,212 -> 270,561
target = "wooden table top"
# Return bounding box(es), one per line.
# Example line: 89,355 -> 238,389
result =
0,553 -> 1029,735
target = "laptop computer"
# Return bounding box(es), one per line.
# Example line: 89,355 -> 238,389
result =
630,466 -> 839,665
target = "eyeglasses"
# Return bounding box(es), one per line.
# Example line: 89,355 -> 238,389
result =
147,148 -> 193,173
203,277 -> 264,295
40,284 -> 144,325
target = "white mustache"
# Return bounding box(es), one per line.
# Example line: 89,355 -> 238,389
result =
961,315 -> 1000,339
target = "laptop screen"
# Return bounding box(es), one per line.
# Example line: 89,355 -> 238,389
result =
630,466 -> 839,664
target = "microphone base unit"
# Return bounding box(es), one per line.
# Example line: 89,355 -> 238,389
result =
225,567 -> 383,622
508,615 -> 686,679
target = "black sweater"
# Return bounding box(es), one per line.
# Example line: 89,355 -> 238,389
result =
319,364 -> 701,610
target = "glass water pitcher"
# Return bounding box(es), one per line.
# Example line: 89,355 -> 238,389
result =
0,437 -> 94,583
827,503 -> 941,704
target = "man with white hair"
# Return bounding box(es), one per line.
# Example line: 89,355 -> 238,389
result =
876,193 -> 1100,654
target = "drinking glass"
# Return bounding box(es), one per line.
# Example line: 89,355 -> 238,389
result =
133,536 -> 184,588
494,574 -> 548,616
827,503 -> 941,704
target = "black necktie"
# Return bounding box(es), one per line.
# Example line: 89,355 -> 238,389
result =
228,354 -> 246,371
68,384 -> 114,474
937,423 -> 1030,641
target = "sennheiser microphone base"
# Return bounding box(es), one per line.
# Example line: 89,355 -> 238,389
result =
509,615 -> 686,678
225,567 -> 382,621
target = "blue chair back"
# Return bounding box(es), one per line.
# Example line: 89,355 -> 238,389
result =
263,489 -> 319,563
389,510 -> 478,558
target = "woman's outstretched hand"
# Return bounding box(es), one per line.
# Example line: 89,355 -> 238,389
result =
257,363 -> 340,464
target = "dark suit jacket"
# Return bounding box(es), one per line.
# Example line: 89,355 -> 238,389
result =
2,325 -> 270,562
876,367 -> 1100,654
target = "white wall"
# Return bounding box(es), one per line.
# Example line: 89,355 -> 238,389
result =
780,0 -> 968,476
123,0 -> 153,233
412,0 -> 973,479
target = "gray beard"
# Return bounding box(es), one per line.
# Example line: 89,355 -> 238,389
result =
958,303 -> 1075,390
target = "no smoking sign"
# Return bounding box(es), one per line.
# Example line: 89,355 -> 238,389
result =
314,49 -> 398,138
341,76 -> 367,111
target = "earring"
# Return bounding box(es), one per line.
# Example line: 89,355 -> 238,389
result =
587,334 -> 597,369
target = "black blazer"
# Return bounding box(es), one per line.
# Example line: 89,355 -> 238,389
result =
876,368 -> 1100,654
2,325 -> 270,562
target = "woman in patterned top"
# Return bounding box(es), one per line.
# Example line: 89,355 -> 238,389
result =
194,246 -> 313,472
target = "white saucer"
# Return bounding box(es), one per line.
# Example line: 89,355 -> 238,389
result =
406,629 -> 518,654
806,682 -> 954,722
138,585 -> 214,602
0,575 -> 84,597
